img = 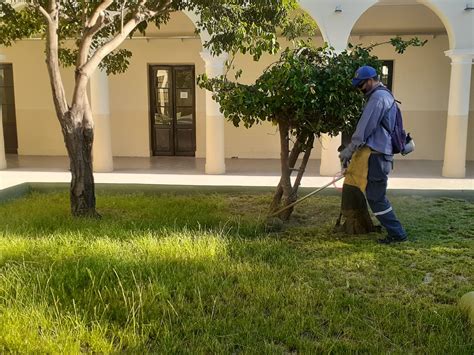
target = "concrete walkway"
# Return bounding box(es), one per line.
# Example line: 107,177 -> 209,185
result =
1,155 -> 473,191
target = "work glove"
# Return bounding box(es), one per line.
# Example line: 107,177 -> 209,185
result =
338,144 -> 355,168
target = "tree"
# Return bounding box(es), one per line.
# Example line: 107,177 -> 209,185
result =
0,0 -> 309,216
199,38 -> 426,226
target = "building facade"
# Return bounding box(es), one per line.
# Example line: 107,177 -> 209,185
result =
1,0 -> 473,176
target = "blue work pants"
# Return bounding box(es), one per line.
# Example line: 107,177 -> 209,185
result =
366,154 -> 406,238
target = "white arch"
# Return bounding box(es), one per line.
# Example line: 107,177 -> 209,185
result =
414,1 -> 474,177
299,0 -> 472,51
182,10 -> 211,50
298,0 -> 379,175
417,0 -> 473,50
346,0 -> 460,51
6,1 -> 212,49
299,0 -> 378,51
6,0 -> 28,10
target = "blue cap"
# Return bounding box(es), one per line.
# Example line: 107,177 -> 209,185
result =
351,66 -> 378,87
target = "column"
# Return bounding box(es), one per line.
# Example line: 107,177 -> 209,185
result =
299,0 -> 378,176
0,54 -> 6,169
319,134 -> 342,175
319,47 -> 345,176
90,68 -> 113,172
442,50 -> 473,178
200,50 -> 228,174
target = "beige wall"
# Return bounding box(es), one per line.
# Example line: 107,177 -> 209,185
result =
1,9 -> 473,161
355,34 -> 474,161
108,38 -> 205,157
357,34 -> 452,161
224,37 -> 324,160
0,37 -> 206,158
1,41 -> 73,156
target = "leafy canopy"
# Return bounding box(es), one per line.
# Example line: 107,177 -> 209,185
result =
198,37 -> 427,141
0,0 -> 314,74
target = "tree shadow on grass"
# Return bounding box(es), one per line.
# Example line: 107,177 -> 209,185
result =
1,188 -> 473,352
2,230 -> 472,353
1,235 -> 323,353
0,190 -> 268,239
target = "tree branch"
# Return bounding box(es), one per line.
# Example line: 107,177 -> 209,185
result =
43,0 -> 69,120
292,135 -> 314,196
80,12 -> 147,75
73,0 -> 173,104
86,0 -> 113,28
77,12 -> 106,68
76,0 -> 114,67
71,13 -> 141,104
36,4 -> 52,22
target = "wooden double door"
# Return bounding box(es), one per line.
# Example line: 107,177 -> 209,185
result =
0,64 -> 18,154
149,65 -> 196,156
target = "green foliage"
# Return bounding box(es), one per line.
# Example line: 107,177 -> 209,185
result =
0,0 -> 311,74
199,43 -> 377,141
57,47 -> 78,66
0,2 -> 44,46
100,49 -> 133,75
199,38 -> 426,141
390,36 -> 428,54
0,189 -> 473,352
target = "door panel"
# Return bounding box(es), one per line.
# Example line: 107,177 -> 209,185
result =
175,128 -> 194,153
3,125 -> 18,153
154,128 -> 173,154
149,65 -> 196,156
0,64 -> 18,154
150,66 -> 173,155
176,107 -> 194,125
173,66 -> 195,156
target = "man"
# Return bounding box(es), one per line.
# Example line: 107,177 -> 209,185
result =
339,65 -> 407,244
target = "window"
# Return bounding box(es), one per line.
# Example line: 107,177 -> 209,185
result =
381,60 -> 394,91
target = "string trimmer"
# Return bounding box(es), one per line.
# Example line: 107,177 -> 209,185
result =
268,170 -> 345,218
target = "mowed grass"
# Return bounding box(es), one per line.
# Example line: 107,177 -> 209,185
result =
0,188 -> 473,353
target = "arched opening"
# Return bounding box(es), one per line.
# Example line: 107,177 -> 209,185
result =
217,7 -> 328,162
147,11 -> 202,157
139,11 -> 204,44
349,1 -> 453,163
105,11 -> 205,158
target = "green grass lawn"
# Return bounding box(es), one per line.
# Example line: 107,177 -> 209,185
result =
0,188 -> 473,353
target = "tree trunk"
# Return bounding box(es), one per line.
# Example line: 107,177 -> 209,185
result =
41,10 -> 97,217
277,135 -> 314,221
62,111 -> 98,217
274,120 -> 295,221
270,121 -> 315,222
270,138 -> 302,212
291,135 -> 314,196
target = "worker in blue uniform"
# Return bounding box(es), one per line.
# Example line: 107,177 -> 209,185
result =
339,65 -> 407,244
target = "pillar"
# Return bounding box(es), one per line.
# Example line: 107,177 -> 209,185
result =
90,68 -> 113,172
299,0 -> 377,176
0,54 -> 6,170
442,50 -> 473,178
200,50 -> 228,174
